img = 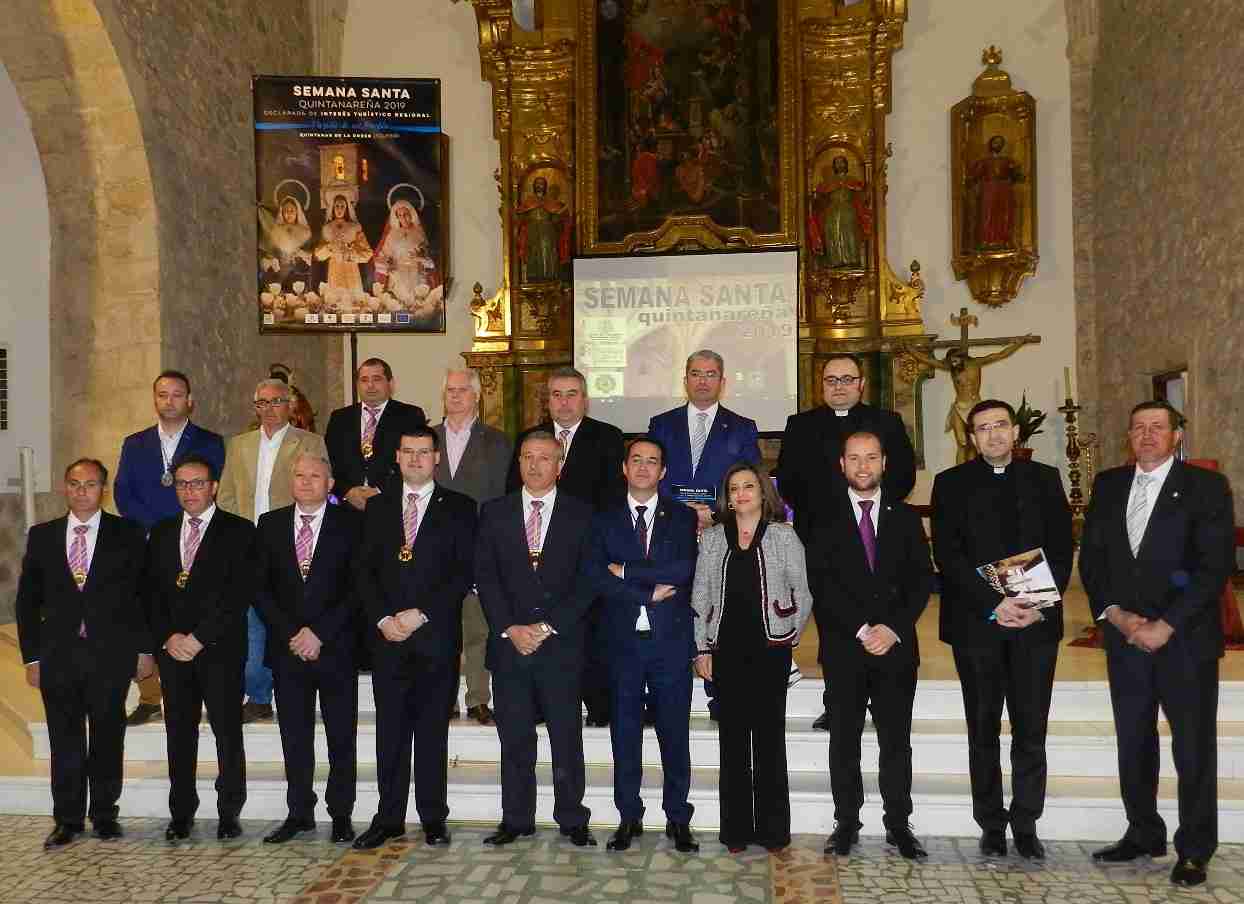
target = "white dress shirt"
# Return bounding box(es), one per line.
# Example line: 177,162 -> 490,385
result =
552,419 -> 582,458
158,420 -> 188,475
180,503 -> 217,567
444,416 -> 475,478
360,399 -> 389,435
65,509 -> 102,568
292,501 -> 327,557
254,423 -> 290,521
687,402 -> 719,437
521,486 -> 557,551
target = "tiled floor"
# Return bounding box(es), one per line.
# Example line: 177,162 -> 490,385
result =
1,816 -> 1243,903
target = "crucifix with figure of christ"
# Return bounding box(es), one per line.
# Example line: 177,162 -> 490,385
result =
901,308 -> 1041,463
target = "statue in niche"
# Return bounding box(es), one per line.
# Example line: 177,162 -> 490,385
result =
314,194 -> 373,296
807,156 -> 872,270
966,134 -> 1023,250
515,175 -> 573,284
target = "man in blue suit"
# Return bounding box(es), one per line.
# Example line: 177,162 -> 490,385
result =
588,436 -> 700,853
647,350 -> 761,531
114,370 -> 225,725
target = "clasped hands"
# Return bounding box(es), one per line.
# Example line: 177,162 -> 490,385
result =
379,609 -> 427,643
992,597 -> 1046,629
507,623 -> 550,656
164,633 -> 205,661
607,563 -> 676,603
857,623 -> 899,656
1107,607 -> 1173,653
289,626 -> 322,661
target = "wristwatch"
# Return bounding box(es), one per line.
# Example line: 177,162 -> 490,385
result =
538,621 -> 552,635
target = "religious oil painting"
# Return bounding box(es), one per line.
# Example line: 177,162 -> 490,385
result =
515,165 -> 574,286
253,75 -> 449,334
584,0 -> 793,251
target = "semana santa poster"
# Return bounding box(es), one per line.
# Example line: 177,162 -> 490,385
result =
253,75 -> 448,334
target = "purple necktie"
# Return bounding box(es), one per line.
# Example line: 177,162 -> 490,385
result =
858,499 -> 877,572
295,514 -> 314,580
635,505 -> 649,558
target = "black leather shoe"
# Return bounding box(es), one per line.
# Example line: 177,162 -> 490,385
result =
980,828 -> 1007,857
164,819 -> 193,842
561,825 -> 598,847
331,818 -> 355,843
217,819 -> 243,840
424,824 -> 451,846
812,710 -> 830,732
352,823 -> 404,849
1171,858 -> 1208,887
449,707 -> 461,721
1013,831 -> 1045,860
44,824 -> 83,849
125,702 -> 162,726
263,818 -> 315,844
467,704 -> 494,725
885,824 -> 928,860
240,701 -> 274,724
607,819 -> 643,851
585,716 -> 610,728
483,824 -> 535,846
1092,837 -> 1167,862
93,819 -> 123,840
826,820 -> 861,855
666,821 -> 699,853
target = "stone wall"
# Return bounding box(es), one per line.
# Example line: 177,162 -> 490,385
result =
1090,1 -> 1244,492
96,0 -> 343,437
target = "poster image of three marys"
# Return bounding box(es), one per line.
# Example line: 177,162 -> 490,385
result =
314,193 -> 374,295
374,199 -> 441,304
966,135 -> 1023,250
807,156 -> 872,270
515,176 -> 573,284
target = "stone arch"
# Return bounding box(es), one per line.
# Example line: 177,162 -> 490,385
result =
0,0 -> 160,484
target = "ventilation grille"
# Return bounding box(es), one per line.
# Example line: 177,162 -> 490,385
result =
0,348 -> 7,430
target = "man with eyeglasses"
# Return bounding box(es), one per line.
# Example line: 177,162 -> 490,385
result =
353,428 -> 477,850
775,353 -> 916,731
114,370 -> 225,727
145,454 -> 256,841
16,459 -> 149,849
217,378 -> 329,723
931,399 -> 1072,861
1080,401 -> 1233,887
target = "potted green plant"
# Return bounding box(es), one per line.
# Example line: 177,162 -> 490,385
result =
1012,392 -> 1046,460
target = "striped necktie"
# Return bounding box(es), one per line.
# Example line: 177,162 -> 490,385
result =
1126,473 -> 1152,556
690,411 -> 709,474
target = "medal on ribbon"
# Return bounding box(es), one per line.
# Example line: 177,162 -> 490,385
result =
72,571 -> 87,588
299,560 -> 311,579
528,550 -> 542,572
361,442 -> 374,460
161,470 -> 174,487
398,545 -> 413,563
175,570 -> 190,589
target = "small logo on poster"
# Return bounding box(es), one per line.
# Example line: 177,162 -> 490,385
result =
342,313 -> 356,324
305,313 -> 320,324
360,313 -> 375,324
263,313 -> 275,325
323,313 -> 338,324
396,312 -> 411,324
378,313 -> 393,324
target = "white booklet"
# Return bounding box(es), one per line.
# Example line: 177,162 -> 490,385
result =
977,547 -> 1061,608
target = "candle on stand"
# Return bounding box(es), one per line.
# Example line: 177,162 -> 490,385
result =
1064,366 -> 1073,401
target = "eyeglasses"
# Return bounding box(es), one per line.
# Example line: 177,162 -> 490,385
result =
253,397 -> 290,409
972,420 -> 1013,435
174,478 -> 211,491
398,448 -> 437,459
823,375 -> 861,387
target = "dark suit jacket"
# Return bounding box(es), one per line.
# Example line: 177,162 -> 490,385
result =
586,497 -> 698,659
325,399 -> 428,501
647,404 -> 761,502
932,456 -> 1073,650
434,419 -> 512,510
254,503 -> 361,668
507,417 -> 626,513
115,423 -> 226,531
355,484 -> 477,667
1080,460 -> 1234,662
144,507 -> 255,662
15,513 -> 148,677
807,494 -> 932,668
475,490 -> 597,671
776,402 -> 916,543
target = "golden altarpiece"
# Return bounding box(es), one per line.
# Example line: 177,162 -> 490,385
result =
456,0 -> 934,460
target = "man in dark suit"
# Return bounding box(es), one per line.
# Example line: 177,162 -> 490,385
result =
807,432 -> 932,860
477,431 -> 598,847
932,399 -> 1073,860
507,366 -> 625,726
145,453 -> 255,842
352,427 -> 477,850
254,452 -> 361,845
587,436 -> 700,853
1080,400 -> 1234,888
16,458 -> 150,848
325,357 -> 428,511
647,349 -> 761,532
115,370 -> 225,726
776,353 -> 917,732
435,367 -> 512,725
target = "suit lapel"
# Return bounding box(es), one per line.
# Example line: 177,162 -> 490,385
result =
1137,461 -> 1184,559
54,516 -> 79,592
696,409 -> 730,478
671,411 -> 694,477
643,501 -> 666,558
285,507 -> 307,588
541,494 -> 571,571
841,497 -> 873,575
411,487 -> 443,556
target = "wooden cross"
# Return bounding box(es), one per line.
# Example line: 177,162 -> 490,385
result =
927,307 -> 1039,353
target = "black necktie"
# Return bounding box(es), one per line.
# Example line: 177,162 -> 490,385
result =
635,505 -> 649,558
